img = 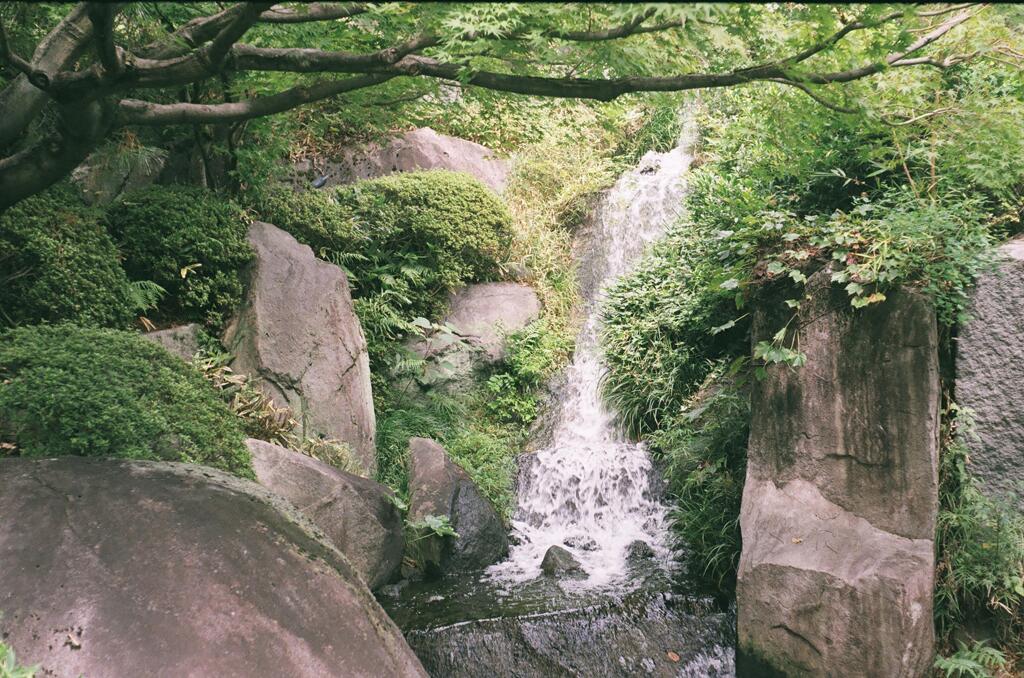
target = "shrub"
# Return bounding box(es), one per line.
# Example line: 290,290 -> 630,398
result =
105,186 -> 253,327
0,185 -> 135,329
0,325 -> 252,477
260,171 -> 513,370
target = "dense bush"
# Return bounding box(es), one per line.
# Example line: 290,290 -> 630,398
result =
0,325 -> 252,477
260,170 -> 513,367
105,186 -> 253,327
0,186 -> 135,329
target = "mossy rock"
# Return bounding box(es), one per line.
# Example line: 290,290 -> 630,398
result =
105,185 -> 253,327
0,185 -> 135,329
0,324 -> 252,477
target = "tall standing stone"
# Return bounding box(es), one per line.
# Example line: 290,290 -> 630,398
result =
223,222 -> 377,474
737,268 -> 940,677
955,236 -> 1024,509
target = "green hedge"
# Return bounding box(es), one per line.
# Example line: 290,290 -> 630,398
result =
259,171 -> 513,366
106,186 -> 253,327
0,324 -> 252,477
0,186 -> 135,329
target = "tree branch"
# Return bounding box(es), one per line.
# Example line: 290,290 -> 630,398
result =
86,2 -> 123,77
767,78 -> 859,114
259,3 -> 367,24
119,73 -> 394,124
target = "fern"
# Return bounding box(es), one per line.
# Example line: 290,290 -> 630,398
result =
127,280 -> 167,313
934,641 -> 1008,678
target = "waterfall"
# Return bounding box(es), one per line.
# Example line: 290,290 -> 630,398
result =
490,118 -> 697,588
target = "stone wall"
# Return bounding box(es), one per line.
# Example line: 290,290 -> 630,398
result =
737,268 -> 940,676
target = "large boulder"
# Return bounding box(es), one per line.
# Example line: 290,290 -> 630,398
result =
0,457 -> 426,678
142,323 -> 203,361
407,437 -> 508,574
955,235 -> 1024,509
295,128 -> 509,194
247,438 -> 403,590
408,282 -> 542,387
737,268 -> 940,677
223,222 -> 376,474
71,151 -> 164,206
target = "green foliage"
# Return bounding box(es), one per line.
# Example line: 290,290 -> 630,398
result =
407,514 -> 459,541
935,641 -> 1010,678
650,373 -> 749,594
0,185 -> 135,329
105,186 -> 253,327
259,170 -> 512,369
486,319 -> 571,426
935,407 -> 1024,662
600,218 -> 746,436
0,325 -> 252,478
0,639 -> 35,678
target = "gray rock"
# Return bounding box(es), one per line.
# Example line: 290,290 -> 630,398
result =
0,457 -> 426,678
738,267 -> 939,677
71,151 -> 165,206
142,323 -> 203,361
955,235 -> 1024,509
407,282 -> 542,388
246,439 -> 403,590
223,222 -> 376,474
295,128 -> 509,194
626,540 -> 655,561
540,545 -> 583,578
407,437 -> 508,574
563,535 -> 598,551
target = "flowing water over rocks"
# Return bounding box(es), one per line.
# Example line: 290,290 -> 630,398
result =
380,118 -> 736,676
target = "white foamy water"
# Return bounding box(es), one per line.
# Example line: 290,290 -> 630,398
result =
489,119 -> 696,588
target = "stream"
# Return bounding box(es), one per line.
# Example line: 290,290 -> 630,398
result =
380,117 -> 737,677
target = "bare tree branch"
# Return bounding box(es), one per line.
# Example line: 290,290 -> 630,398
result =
0,3 -> 94,149
86,3 -> 123,77
119,74 -> 394,124
767,78 -> 859,114
259,3 -> 367,24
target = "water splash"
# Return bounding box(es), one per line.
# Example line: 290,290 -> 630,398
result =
490,119 -> 697,588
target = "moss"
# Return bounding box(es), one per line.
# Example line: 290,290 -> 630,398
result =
0,324 -> 252,478
0,185 -> 135,329
105,185 -> 253,327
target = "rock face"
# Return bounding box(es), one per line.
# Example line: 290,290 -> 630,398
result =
737,268 -> 940,677
142,323 -> 203,361
540,545 -> 583,577
404,590 -> 735,678
246,439 -> 403,590
295,128 -> 509,194
408,282 -> 542,387
0,457 -> 426,678
955,235 -> 1024,509
407,437 -> 508,573
71,152 -> 164,206
223,222 -> 376,474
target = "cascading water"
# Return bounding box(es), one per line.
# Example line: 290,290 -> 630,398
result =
490,121 -> 696,588
382,115 -> 736,677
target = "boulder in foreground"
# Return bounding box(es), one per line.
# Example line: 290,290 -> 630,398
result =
0,457 -> 426,678
247,438 -> 403,589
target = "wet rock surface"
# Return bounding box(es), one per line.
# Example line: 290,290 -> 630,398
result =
247,438 -> 403,590
223,221 -> 376,474
404,590 -> 734,678
739,268 -> 939,677
408,437 -> 509,573
0,457 -> 426,678
540,545 -> 583,577
956,235 -> 1024,509
293,127 -> 509,194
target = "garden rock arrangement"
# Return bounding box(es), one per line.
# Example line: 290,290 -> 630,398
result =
408,282 -> 541,386
407,437 -> 509,574
294,127 -> 509,194
223,221 -> 377,474
0,457 -> 427,678
955,235 -> 1024,510
738,269 -> 940,677
247,438 -> 404,590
